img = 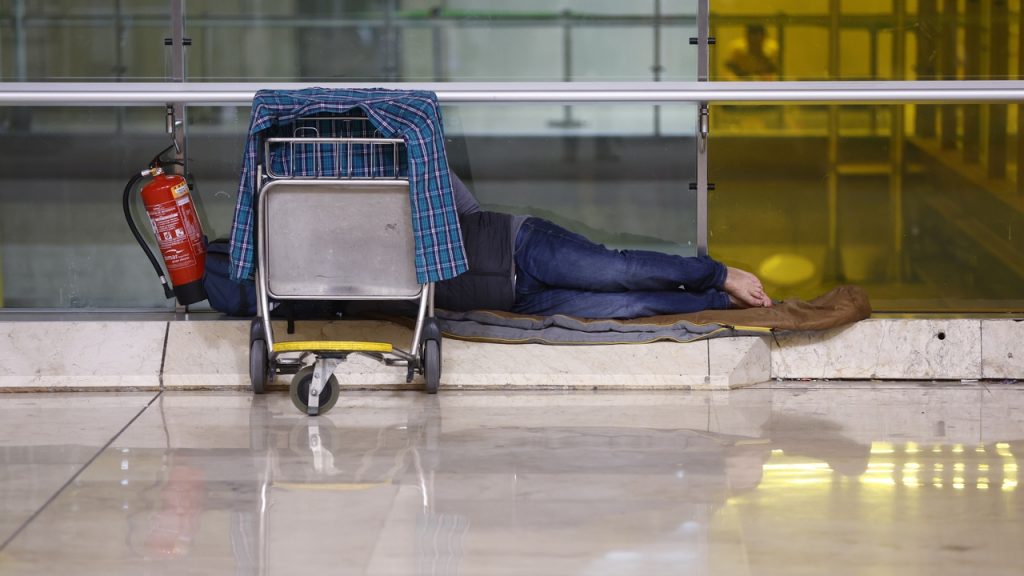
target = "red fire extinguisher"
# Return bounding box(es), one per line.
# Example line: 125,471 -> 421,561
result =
124,155 -> 207,306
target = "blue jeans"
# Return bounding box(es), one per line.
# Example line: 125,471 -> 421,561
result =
512,217 -> 731,318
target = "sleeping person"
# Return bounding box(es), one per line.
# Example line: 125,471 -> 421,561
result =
435,173 -> 771,319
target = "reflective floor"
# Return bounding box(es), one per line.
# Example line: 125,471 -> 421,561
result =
0,384 -> 1022,575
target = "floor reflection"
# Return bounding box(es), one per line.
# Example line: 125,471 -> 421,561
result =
0,387 -> 1022,575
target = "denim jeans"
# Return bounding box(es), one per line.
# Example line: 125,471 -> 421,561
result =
512,217 -> 731,318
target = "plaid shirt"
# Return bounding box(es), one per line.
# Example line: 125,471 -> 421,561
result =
229,88 -> 468,284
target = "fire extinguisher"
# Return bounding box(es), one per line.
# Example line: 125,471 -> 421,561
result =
123,147 -> 207,306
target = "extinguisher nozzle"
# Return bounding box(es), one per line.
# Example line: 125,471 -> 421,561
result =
159,276 -> 174,299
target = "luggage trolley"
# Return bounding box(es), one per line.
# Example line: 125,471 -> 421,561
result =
248,116 -> 443,415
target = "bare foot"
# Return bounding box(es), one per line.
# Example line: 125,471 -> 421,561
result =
724,267 -> 772,308
728,293 -> 752,309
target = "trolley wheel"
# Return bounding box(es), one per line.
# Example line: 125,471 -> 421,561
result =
289,366 -> 340,415
249,339 -> 270,395
422,339 -> 441,395
249,318 -> 265,345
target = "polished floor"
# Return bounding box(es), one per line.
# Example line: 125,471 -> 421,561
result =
0,383 -> 1021,575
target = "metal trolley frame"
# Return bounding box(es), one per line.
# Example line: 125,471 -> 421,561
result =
248,117 -> 443,415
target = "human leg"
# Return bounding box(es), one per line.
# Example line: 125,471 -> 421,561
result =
514,217 -> 727,293
724,267 -> 771,308
512,286 -> 731,319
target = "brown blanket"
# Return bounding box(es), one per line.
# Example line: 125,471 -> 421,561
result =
629,285 -> 872,331
431,286 -> 871,345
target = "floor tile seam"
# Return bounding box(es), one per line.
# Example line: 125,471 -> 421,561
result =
0,390 -> 163,553
157,321 -> 170,391
979,319 -> 986,380
706,339 -> 711,380
768,330 -> 782,381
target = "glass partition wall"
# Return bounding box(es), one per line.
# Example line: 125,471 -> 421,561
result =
709,0 -> 1024,312
0,0 -> 1021,313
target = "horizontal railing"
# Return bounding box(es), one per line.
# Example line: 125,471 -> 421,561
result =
0,13 -> 699,28
1,81 -> 1024,105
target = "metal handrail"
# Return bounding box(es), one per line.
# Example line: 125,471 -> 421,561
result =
0,13 -> 699,28
1,81 -> 1024,106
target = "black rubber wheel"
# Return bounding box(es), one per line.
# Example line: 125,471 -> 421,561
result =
249,339 -> 270,394
289,366 -> 341,415
250,318 -> 265,345
423,339 -> 441,395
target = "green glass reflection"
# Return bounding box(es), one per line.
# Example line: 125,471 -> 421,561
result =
444,103 -> 699,256
0,102 -> 698,309
710,0 -> 1020,82
0,0 -> 170,81
0,106 -> 175,309
184,0 -> 698,82
185,106 -> 250,245
709,102 -> 1024,312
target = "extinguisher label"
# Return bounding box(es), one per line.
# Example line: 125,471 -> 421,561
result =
176,195 -> 207,257
171,181 -> 189,198
147,199 -> 196,272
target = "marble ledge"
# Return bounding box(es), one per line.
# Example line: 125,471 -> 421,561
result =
982,320 -> 1024,379
772,319 -> 985,380
163,317 -> 745,389
158,320 -> 756,391
709,337 -> 771,388
2,318 -> 1021,391
0,321 -> 165,389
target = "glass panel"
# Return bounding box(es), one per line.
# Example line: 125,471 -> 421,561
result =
188,101 -> 699,259
185,107 -> 249,246
445,103 -> 699,256
709,102 -> 1024,313
661,0 -> 701,81
0,106 -> 176,309
0,101 -> 698,309
185,0 -> 699,82
0,0 -> 170,81
710,0 -> 1020,82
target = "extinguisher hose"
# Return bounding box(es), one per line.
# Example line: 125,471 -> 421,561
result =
123,170 -> 175,300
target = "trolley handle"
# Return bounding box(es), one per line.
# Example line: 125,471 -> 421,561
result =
263,136 -> 405,181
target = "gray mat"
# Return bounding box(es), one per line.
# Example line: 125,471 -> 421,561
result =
434,286 -> 871,345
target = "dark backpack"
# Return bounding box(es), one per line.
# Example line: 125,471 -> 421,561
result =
202,238 -> 344,321
203,238 -> 257,316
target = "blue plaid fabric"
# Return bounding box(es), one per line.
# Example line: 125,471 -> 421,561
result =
228,88 -> 468,284
263,112 -> 411,179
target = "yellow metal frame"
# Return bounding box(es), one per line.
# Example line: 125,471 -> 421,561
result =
272,340 -> 393,354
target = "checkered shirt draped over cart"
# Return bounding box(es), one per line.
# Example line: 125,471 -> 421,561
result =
228,88 -> 468,284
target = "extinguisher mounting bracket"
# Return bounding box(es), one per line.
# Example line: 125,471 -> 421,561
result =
165,104 -> 182,155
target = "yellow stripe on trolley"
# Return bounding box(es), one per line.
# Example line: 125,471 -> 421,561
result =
273,482 -> 384,491
273,340 -> 393,353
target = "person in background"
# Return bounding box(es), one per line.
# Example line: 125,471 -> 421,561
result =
723,24 -> 780,80
435,173 -> 771,319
